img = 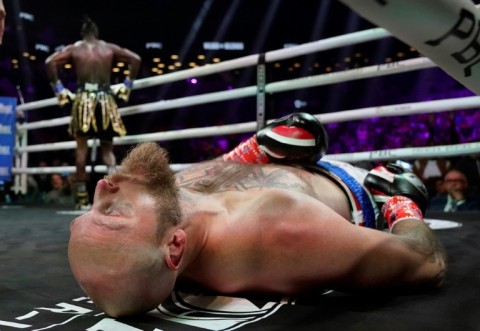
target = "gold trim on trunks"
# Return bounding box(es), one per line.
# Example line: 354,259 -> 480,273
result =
69,89 -> 127,137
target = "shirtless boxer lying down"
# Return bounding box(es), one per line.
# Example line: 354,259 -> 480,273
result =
68,113 -> 446,317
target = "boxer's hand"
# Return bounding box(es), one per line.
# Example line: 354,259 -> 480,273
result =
256,112 -> 328,164
364,163 -> 428,214
111,77 -> 133,103
52,81 -> 75,107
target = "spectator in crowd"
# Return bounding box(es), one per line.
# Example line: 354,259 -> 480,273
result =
429,176 -> 447,199
33,160 -> 53,194
413,158 -> 451,183
453,153 -> 480,196
413,158 -> 451,198
21,175 -> 43,204
427,169 -> 480,212
44,173 -> 74,205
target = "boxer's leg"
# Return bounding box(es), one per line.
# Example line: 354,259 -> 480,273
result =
100,140 -> 116,174
74,136 -> 90,209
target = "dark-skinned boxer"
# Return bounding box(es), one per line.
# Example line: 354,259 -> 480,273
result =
45,16 -> 141,209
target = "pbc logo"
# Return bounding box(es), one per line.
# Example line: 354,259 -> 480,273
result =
426,8 -> 480,77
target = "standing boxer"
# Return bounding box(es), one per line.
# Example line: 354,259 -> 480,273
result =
45,16 -> 141,209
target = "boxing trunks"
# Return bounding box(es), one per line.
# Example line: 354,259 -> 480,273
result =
308,160 -> 380,229
69,82 -> 127,140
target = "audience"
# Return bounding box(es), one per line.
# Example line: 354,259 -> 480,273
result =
43,173 -> 74,205
33,160 -> 53,194
412,158 -> 451,198
453,153 -> 480,196
427,169 -> 480,212
413,158 -> 451,182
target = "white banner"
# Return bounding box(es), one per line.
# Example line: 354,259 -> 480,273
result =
339,0 -> 480,95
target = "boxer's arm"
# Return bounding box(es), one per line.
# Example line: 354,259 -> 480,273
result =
389,218 -> 446,288
110,44 -> 141,102
277,194 -> 446,291
111,44 -> 141,79
349,218 -> 447,290
45,46 -> 73,83
45,47 -> 76,106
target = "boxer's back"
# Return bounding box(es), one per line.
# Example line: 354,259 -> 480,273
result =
177,161 -> 351,219
68,40 -> 115,85
177,162 -> 355,294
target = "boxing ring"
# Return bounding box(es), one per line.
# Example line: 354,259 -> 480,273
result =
2,0 -> 480,329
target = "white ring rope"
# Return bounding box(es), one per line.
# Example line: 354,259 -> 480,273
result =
19,139 -> 479,175
324,141 -> 480,163
16,141 -> 480,176
18,138 -> 480,175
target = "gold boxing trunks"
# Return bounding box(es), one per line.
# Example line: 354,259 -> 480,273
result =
69,82 -> 127,140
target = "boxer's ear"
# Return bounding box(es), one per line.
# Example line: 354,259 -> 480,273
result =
164,229 -> 186,270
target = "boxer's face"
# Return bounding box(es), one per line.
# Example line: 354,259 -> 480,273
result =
68,177 -> 175,315
443,170 -> 467,194
70,177 -> 159,240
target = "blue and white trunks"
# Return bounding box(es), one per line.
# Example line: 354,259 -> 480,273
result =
313,160 -> 379,228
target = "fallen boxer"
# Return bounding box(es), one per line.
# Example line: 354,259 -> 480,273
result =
68,113 -> 446,317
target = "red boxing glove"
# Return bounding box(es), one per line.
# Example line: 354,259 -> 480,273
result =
256,112 -> 328,163
223,112 -> 328,164
382,196 -> 424,231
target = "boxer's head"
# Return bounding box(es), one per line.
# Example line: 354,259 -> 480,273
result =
68,143 -> 184,316
80,16 -> 99,39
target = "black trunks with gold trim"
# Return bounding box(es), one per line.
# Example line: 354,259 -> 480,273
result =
69,82 -> 127,140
